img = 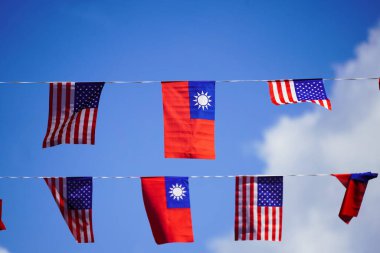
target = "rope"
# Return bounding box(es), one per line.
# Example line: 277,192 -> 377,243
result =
0,77 -> 378,85
0,173 -> 361,179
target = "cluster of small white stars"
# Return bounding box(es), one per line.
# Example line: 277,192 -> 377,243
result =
257,177 -> 283,207
294,80 -> 327,101
74,83 -> 104,112
67,178 -> 92,210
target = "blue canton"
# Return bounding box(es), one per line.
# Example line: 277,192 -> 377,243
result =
294,79 -> 327,101
257,176 -> 283,207
188,81 -> 215,120
165,177 -> 190,209
74,82 -> 105,112
67,177 -> 92,210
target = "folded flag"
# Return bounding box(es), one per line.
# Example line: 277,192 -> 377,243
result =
162,81 -> 215,159
141,177 -> 194,244
332,172 -> 377,224
235,176 -> 283,241
44,177 -> 94,243
43,82 -> 105,148
267,79 -> 331,110
0,199 -> 5,231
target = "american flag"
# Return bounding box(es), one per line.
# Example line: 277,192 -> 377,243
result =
44,177 -> 94,243
42,82 -> 104,148
267,79 -> 331,110
0,199 -> 5,231
235,176 -> 283,241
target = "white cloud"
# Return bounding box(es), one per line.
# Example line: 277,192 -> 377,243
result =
0,247 -> 10,253
208,22 -> 380,253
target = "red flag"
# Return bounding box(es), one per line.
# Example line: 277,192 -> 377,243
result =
141,177 -> 194,244
162,81 -> 215,159
0,199 -> 5,231
332,172 -> 377,224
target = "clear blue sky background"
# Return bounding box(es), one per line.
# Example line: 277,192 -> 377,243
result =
0,0 -> 379,252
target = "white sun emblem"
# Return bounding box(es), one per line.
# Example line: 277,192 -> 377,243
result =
169,183 -> 187,201
193,91 -> 212,110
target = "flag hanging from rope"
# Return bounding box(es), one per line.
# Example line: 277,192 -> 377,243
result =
0,199 -> 5,231
332,172 -> 377,224
267,79 -> 331,110
162,81 -> 215,159
235,176 -> 283,241
44,177 -> 94,243
42,82 -> 105,148
141,177 -> 194,244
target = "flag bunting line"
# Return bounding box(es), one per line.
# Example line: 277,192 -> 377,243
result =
0,173 -> 375,179
0,76 -> 378,85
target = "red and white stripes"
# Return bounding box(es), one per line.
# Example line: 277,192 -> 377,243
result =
268,80 -> 332,110
235,176 -> 282,241
44,178 -> 94,243
42,82 -> 98,148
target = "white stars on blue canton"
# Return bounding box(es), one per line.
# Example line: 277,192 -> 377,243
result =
294,79 -> 327,101
74,82 -> 104,112
257,176 -> 283,207
67,177 -> 92,210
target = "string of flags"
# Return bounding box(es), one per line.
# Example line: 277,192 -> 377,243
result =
0,77 -> 375,159
0,172 -> 377,244
0,77 -> 379,244
0,76 -> 378,84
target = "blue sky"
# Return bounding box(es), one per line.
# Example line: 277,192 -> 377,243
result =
0,0 -> 380,252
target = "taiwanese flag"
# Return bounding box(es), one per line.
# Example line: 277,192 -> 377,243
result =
332,172 -> 377,224
162,81 -> 215,159
0,199 -> 5,231
141,177 -> 194,244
